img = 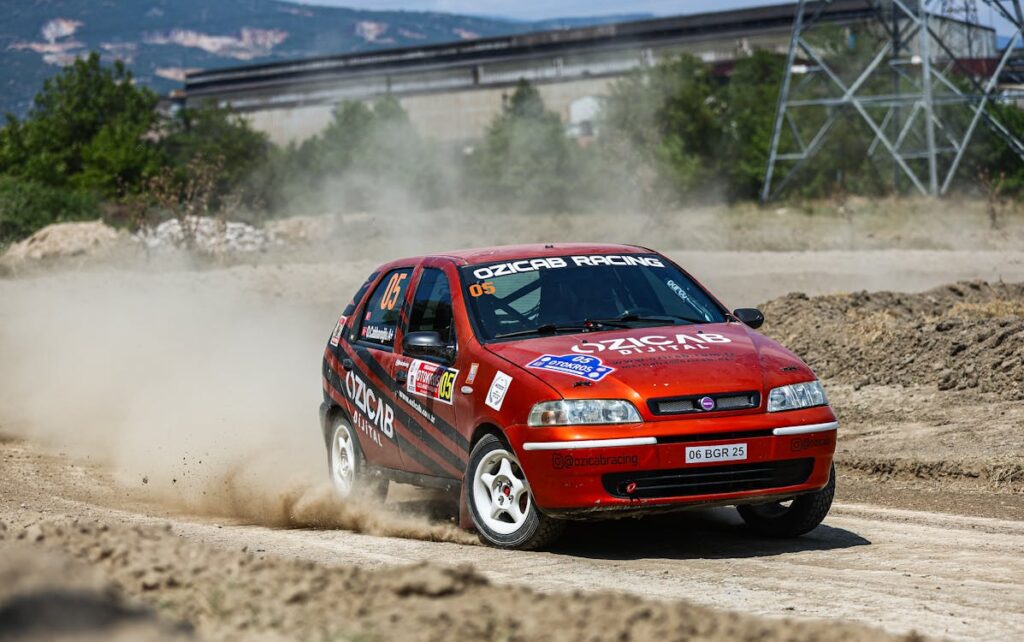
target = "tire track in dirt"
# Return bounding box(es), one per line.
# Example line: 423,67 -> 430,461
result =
40,491 -> 1023,642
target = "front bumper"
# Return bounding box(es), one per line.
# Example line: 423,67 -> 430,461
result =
507,407 -> 838,517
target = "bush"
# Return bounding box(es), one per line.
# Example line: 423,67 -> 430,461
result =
466,80 -> 579,211
261,97 -> 452,215
0,53 -> 160,196
160,102 -> 271,209
600,55 -> 722,203
0,176 -> 100,244
718,52 -> 786,200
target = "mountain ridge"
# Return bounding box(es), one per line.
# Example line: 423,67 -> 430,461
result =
0,0 -> 652,117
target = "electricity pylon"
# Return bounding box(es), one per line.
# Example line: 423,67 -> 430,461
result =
762,0 -> 1024,201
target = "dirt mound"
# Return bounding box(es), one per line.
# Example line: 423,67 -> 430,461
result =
263,214 -> 341,245
761,281 -> 1024,399
1,517 -> 919,642
0,522 -> 192,641
0,221 -> 136,269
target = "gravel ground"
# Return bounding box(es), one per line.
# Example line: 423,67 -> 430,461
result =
0,513 -> 922,642
1,244 -> 1022,641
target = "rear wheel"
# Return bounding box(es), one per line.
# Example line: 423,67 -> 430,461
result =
466,434 -> 564,550
328,417 -> 388,501
737,464 -> 835,537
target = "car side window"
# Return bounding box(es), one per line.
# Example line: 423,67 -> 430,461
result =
343,272 -> 378,316
407,268 -> 455,345
358,268 -> 412,348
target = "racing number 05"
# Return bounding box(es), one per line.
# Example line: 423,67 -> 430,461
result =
469,281 -> 496,297
380,273 -> 408,310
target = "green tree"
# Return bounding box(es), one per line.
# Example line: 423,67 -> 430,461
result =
0,53 -> 160,196
0,176 -> 100,244
264,97 -> 450,214
160,102 -> 270,207
467,80 -> 576,211
74,119 -> 162,197
601,54 -> 722,201
718,51 -> 786,200
316,101 -> 376,176
969,101 -> 1024,196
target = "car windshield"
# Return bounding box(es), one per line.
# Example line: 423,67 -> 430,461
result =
460,253 -> 727,341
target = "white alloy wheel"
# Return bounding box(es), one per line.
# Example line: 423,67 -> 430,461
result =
330,422 -> 357,498
472,448 -> 531,535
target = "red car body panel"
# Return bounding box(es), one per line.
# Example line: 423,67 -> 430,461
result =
320,244 -> 837,522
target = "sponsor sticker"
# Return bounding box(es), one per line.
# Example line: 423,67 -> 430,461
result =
485,371 -> 512,411
329,315 -> 347,347
406,359 -> 459,405
552,452 -> 638,470
572,332 -> 732,356
665,279 -> 714,321
342,370 -> 396,447
471,255 -> 665,280
465,362 -> 480,385
397,389 -> 436,425
361,324 -> 395,343
790,435 -> 833,452
526,354 -> 615,382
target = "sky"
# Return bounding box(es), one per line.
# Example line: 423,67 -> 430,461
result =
292,1 -> 1017,34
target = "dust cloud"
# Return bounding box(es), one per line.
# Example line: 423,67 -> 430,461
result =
0,268 -> 474,544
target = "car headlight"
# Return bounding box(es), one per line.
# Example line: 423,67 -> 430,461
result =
528,399 -> 642,427
767,380 -> 828,412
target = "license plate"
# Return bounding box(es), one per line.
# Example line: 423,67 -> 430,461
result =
685,443 -> 747,464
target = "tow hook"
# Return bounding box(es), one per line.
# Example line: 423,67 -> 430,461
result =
619,481 -> 639,499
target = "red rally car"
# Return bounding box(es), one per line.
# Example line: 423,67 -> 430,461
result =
320,243 -> 838,549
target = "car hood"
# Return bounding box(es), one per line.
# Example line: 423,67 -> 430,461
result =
484,323 -> 812,408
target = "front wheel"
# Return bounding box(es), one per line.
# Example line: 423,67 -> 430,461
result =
466,434 -> 564,550
328,417 -> 388,501
737,463 -> 835,537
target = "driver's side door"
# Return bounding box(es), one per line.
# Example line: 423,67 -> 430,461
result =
393,263 -> 466,479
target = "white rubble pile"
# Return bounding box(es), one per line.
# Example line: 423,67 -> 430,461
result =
138,216 -> 271,253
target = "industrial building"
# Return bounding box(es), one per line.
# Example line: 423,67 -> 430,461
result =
178,1 -> 998,143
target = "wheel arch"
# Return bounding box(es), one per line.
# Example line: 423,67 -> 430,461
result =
321,402 -> 351,447
469,421 -> 508,451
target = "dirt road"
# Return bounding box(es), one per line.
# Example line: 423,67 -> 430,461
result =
171,503 -> 1024,640
2,439 -> 1022,641
2,247 -> 1022,641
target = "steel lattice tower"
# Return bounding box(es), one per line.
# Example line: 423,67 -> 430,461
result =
762,0 -> 1024,200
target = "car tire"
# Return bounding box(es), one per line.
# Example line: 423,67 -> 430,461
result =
466,433 -> 564,550
736,463 -> 835,537
327,416 -> 388,501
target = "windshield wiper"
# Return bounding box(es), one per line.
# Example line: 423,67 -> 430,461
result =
492,318 -> 632,340
491,314 -> 706,340
589,313 -> 705,326
493,323 -> 585,340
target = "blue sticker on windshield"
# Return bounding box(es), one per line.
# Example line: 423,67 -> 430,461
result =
526,354 -> 615,381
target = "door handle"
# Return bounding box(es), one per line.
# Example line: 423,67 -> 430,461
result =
341,358 -> 354,371
395,370 -> 408,383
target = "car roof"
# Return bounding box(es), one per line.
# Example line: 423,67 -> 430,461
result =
381,243 -> 653,269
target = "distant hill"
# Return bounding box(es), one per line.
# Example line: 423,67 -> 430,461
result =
0,0 -> 652,117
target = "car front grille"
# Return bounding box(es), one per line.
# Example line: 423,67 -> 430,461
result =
648,391 -> 760,416
602,458 -> 814,499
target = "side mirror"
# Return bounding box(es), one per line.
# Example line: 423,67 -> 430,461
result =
733,308 -> 764,329
402,331 -> 455,362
